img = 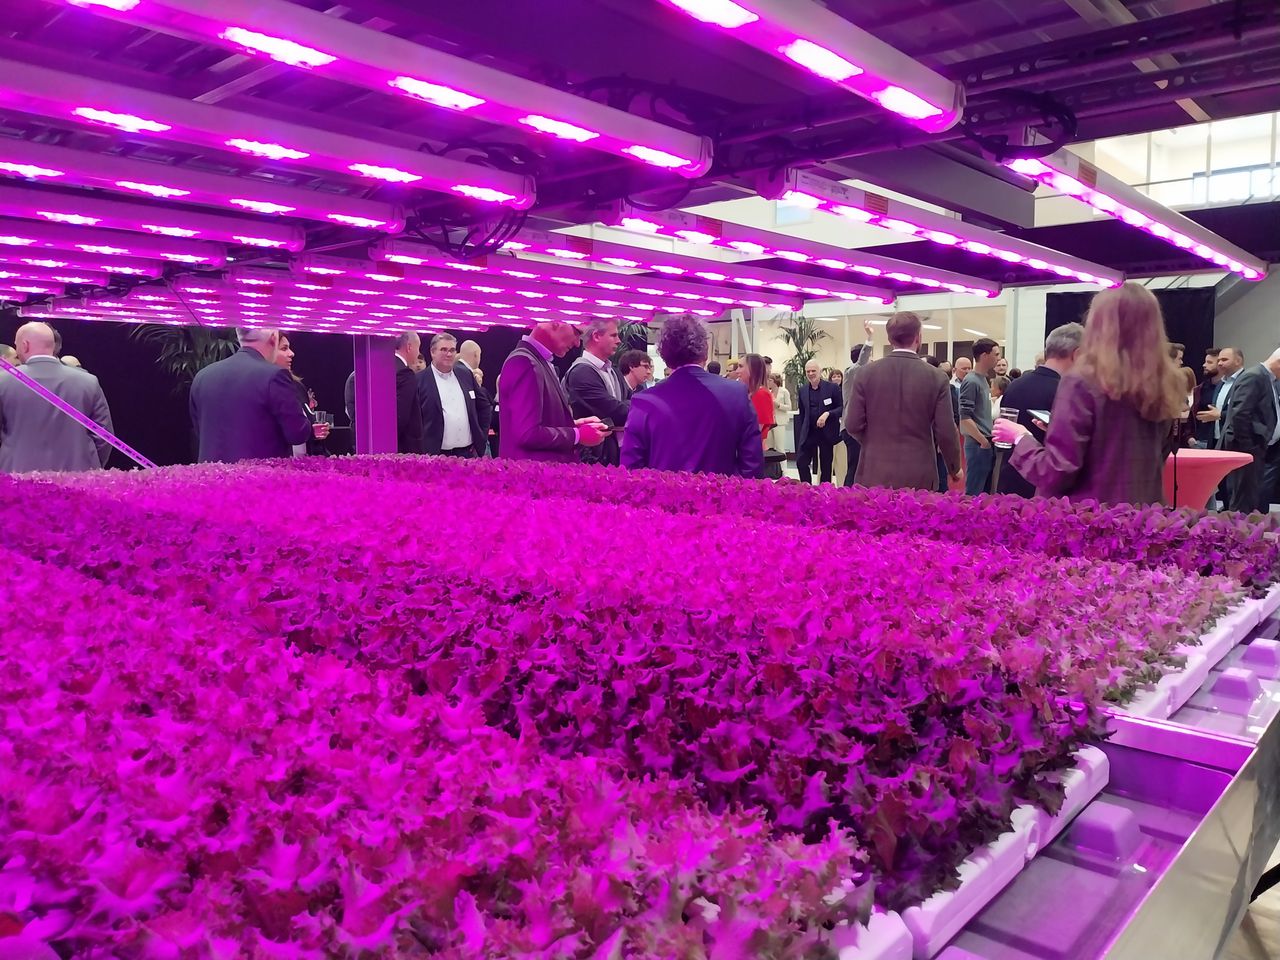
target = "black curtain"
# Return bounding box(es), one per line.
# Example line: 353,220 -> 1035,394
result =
0,308 -> 534,466
1045,288 -> 1215,370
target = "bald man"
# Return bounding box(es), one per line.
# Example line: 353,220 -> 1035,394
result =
0,322 -> 114,472
456,339 -> 493,454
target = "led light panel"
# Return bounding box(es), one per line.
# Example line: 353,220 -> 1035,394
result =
58,0 -> 713,177
761,168 -> 1125,287
1004,149 -> 1267,281
657,0 -> 963,132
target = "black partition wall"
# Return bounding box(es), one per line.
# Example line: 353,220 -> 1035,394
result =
1045,288 -> 1216,366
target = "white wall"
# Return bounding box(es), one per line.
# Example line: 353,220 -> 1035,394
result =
1215,270 -> 1280,363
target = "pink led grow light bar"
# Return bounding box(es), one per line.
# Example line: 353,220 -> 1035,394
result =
65,0 -> 713,178
50,292 -> 612,336
1003,149 -> 1268,281
364,241 -> 812,310
212,261 -> 748,317
0,283 -> 65,299
138,283 -> 661,324
0,183 -> 305,250
0,58 -> 535,208
0,139 -> 405,232
0,263 -> 109,286
492,228 -> 897,303
605,200 -> 1000,297
656,0 -> 963,133
0,247 -> 162,278
0,216 -> 227,265
761,168 -> 1125,287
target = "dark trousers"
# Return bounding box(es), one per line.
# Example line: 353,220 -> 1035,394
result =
842,433 -> 861,487
798,438 -> 834,484
963,438 -> 994,496
1263,442 -> 1280,510
441,447 -> 475,459
936,453 -> 948,493
1228,448 -> 1269,514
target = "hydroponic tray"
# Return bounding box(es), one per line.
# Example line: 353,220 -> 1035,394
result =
915,604 -> 1280,960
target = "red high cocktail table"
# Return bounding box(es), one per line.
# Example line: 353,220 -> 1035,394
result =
1162,448 -> 1254,508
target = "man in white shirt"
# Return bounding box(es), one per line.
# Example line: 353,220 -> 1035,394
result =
1199,347 -> 1245,444
415,332 -> 484,458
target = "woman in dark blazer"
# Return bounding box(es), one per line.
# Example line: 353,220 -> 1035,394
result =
994,283 -> 1185,506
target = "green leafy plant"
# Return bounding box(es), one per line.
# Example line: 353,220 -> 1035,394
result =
612,319 -> 650,366
779,313 -> 830,393
129,324 -> 238,395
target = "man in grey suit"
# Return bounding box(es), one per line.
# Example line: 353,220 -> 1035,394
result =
845,311 -> 961,491
0,322 -> 114,473
190,327 -> 318,464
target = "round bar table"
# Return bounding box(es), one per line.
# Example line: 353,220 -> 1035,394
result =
1162,448 -> 1254,508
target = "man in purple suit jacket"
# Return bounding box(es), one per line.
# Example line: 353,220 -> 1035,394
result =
621,313 -> 763,479
498,320 -> 608,461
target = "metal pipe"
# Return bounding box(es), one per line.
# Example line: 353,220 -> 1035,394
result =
967,29 -> 1280,95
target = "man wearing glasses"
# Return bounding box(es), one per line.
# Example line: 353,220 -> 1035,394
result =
619,349 -> 654,399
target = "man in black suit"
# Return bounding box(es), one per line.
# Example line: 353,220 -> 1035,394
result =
1220,347 -> 1280,514
457,339 -> 493,454
997,323 -> 1084,498
416,332 -> 485,457
190,327 -> 319,463
1192,347 -> 1223,448
565,319 -> 630,466
796,358 -> 842,484
394,332 -> 424,454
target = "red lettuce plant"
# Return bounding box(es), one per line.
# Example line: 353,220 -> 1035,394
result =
0,546 -> 873,958
0,460 -> 1252,911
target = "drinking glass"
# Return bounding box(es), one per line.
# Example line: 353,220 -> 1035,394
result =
994,408 -> 1020,449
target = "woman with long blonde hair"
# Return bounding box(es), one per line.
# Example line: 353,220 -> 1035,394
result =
993,283 -> 1184,505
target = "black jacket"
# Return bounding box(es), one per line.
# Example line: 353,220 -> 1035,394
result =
1221,364 -> 1279,453
416,363 -> 485,456
564,355 -> 630,466
996,365 -> 1061,498
796,379 -> 842,449
190,348 -> 312,463
396,360 -> 424,454
457,360 -> 493,443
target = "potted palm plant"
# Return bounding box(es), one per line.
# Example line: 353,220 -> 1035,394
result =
779,314 -> 829,396
129,325 -> 238,395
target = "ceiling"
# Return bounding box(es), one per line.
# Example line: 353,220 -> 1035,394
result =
0,0 -> 1276,325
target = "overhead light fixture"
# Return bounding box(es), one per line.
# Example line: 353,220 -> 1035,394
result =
62,0 -> 714,177
0,183 -> 305,250
761,168 -> 1125,287
473,228 -> 896,304
366,240 -> 804,309
962,327 -> 989,338
0,215 -> 226,264
1004,149 -> 1267,281
0,263 -> 110,286
0,58 -> 535,209
1,283 -> 66,299
655,0 -> 963,133
304,249 -> 802,312
0,247 -> 161,277
605,200 -> 1000,297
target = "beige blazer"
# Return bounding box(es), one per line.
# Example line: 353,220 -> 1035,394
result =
845,351 -> 960,491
